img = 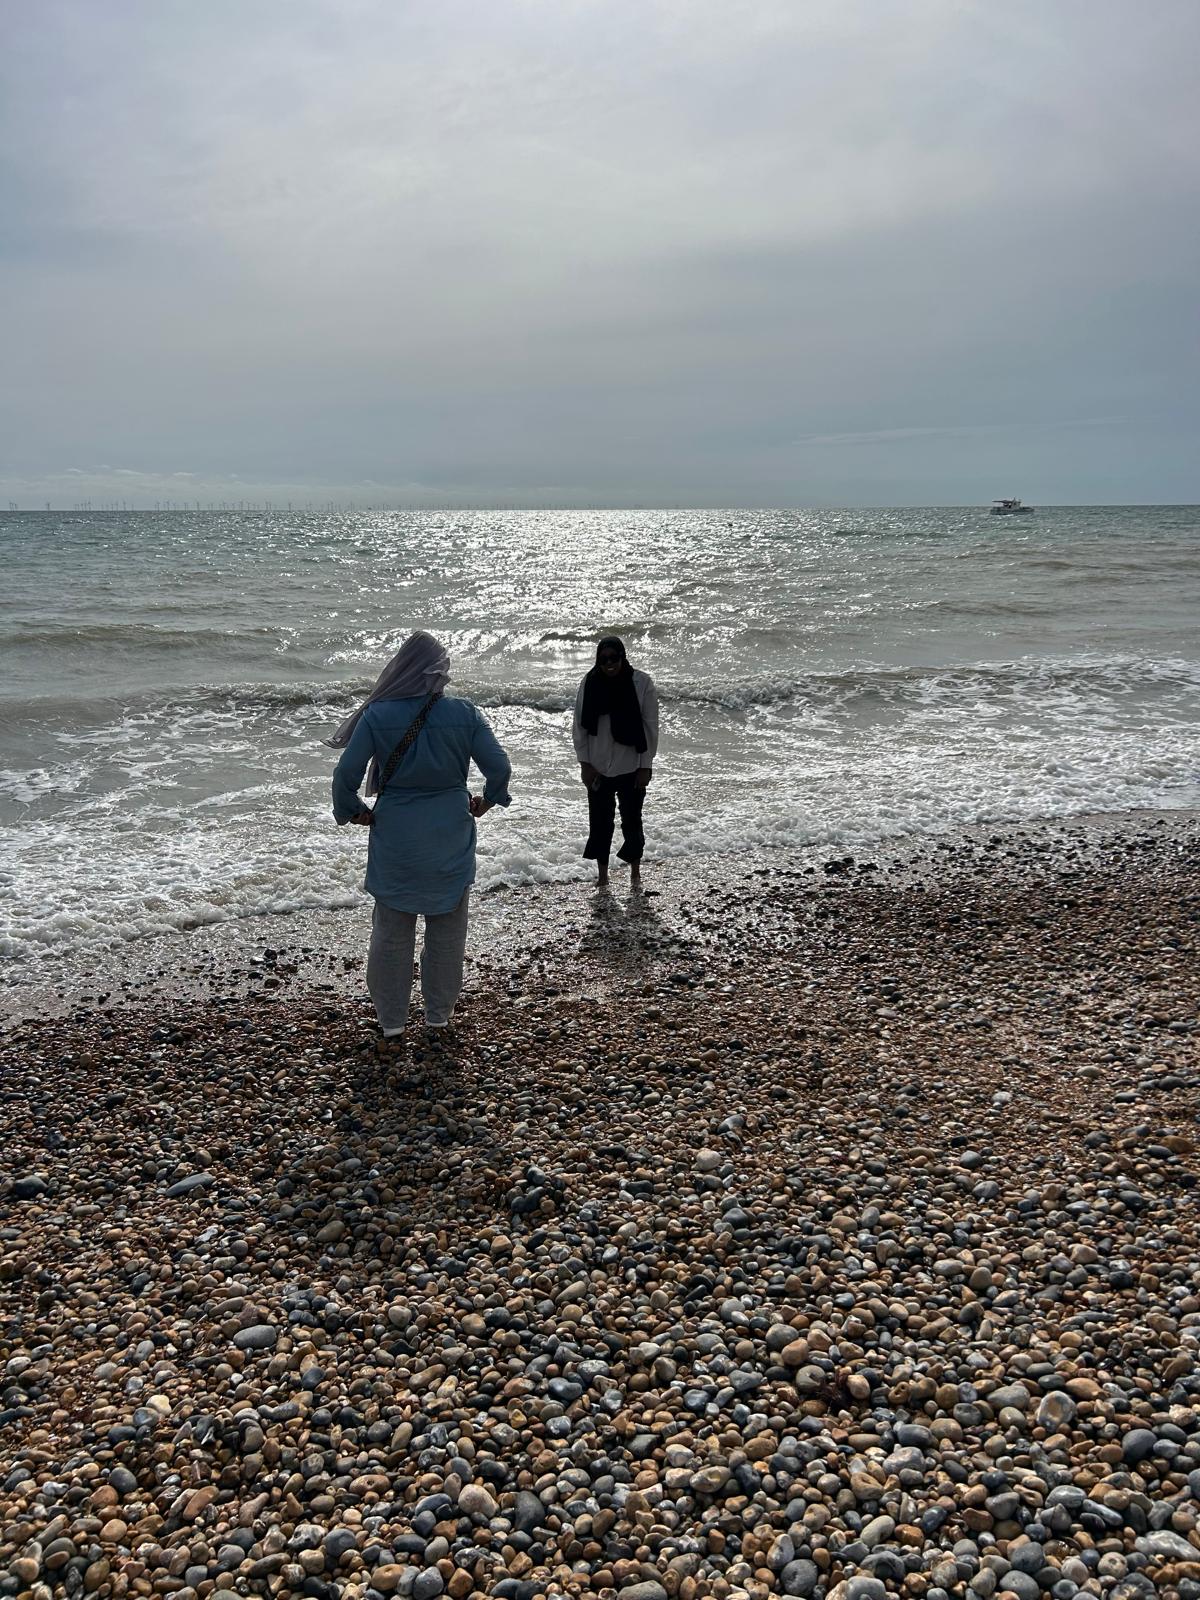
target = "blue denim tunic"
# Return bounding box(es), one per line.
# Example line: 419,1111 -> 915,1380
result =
332,695 -> 512,915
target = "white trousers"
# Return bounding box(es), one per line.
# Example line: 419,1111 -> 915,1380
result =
366,891 -> 470,1034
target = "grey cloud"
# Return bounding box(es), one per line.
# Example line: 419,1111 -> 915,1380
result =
1,0 -> 1197,504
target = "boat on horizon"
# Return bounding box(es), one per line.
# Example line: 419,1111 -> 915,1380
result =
989,497 -> 1035,516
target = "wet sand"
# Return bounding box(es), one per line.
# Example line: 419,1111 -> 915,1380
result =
1,815 -> 1199,1600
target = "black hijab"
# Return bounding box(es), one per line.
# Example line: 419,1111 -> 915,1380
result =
580,636 -> 647,752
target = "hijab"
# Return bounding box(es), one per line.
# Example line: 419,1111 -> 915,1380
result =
580,635 -> 647,752
325,630 -> 451,794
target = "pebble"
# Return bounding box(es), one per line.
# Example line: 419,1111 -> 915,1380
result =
457,1483 -> 497,1519
164,1171 -> 214,1196
231,1323 -> 277,1351
782,1558 -> 821,1596
1122,1427 -> 1159,1463
999,1576 -> 1041,1600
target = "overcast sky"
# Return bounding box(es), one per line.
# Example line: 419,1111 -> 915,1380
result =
2,0 -> 1197,506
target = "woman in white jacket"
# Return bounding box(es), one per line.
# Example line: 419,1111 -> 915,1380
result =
572,636 -> 659,888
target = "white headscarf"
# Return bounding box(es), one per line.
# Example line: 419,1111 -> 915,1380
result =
326,630 -> 451,793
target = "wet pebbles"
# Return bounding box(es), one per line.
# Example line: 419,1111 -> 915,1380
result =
1,822 -> 1198,1599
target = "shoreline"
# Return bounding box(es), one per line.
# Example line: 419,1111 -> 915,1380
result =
3,806 -> 1199,1028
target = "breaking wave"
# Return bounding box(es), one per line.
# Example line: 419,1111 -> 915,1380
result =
6,653 -> 1199,735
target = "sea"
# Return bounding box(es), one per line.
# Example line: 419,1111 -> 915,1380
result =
2,506 -> 1198,969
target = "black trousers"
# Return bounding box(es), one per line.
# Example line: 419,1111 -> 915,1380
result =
584,772 -> 646,864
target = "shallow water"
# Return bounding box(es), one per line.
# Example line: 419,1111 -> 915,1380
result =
3,505 -> 1198,963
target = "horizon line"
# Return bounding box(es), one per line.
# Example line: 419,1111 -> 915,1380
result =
5,500 -> 1200,513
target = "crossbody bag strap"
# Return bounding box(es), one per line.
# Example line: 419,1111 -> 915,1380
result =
377,692 -> 442,795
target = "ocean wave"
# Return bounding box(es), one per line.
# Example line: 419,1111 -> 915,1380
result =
4,653 -> 1199,737
5,668 -> 1200,960
2,621 -> 285,650
5,764 -> 1200,963
920,598 -> 1060,618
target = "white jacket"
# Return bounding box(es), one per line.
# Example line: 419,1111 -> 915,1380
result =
572,668 -> 659,777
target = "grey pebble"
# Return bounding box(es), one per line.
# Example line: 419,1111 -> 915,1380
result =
232,1324 -> 277,1351
1122,1428 -> 1158,1464
780,1559 -> 819,1597
165,1172 -> 214,1197
1000,1575 -> 1042,1600
1136,1531 -> 1199,1561
846,1579 -> 888,1600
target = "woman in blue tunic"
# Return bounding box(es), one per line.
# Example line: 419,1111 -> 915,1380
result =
329,632 -> 511,1041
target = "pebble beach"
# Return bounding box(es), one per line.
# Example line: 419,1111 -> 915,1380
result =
2,818 -> 1199,1600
